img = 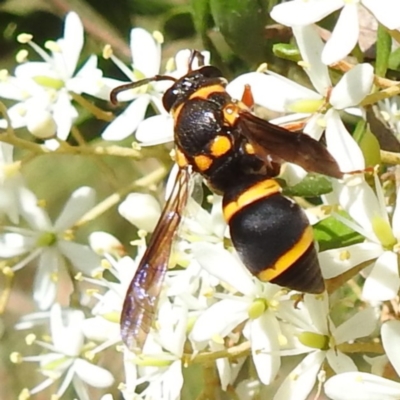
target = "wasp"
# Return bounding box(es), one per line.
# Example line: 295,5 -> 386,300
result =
111,50 -> 343,351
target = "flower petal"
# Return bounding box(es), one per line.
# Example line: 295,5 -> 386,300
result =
324,372 -> 400,400
51,90 -> 77,143
54,187 -> 96,232
130,28 -> 161,77
326,349 -> 357,374
33,249 -> 60,310
363,0 -> 400,30
58,241 -> 101,274
322,4 -> 359,65
303,293 -> 329,334
362,251 -> 400,302
59,12 -> 84,77
50,303 -> 85,355
135,114 -> 174,145
248,313 -> 280,385
391,186 -> 400,239
319,242 -> 383,279
270,0 -> 343,27
192,242 -> 255,296
0,232 -> 35,257
325,109 -> 365,172
227,71 -> 321,113
190,298 -> 248,342
330,64 -> 374,109
81,316 -> 120,342
293,25 -> 331,94
274,351 -> 325,400
74,358 -> 115,388
18,187 -> 52,231
334,308 -> 377,344
102,95 -> 150,141
381,320 -> 400,377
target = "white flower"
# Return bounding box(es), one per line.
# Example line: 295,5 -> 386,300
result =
101,28 -> 165,141
134,49 -> 210,146
0,143 -> 24,223
13,304 -> 114,400
123,299 -> 186,400
88,231 -> 126,257
270,0 -> 400,64
0,186 -> 100,309
227,25 -> 373,177
319,174 -> 400,302
82,255 -> 143,353
379,96 -> 400,140
118,193 -> 161,232
275,293 -> 376,400
0,12 -> 110,149
190,242 -> 282,385
324,320 -> 400,400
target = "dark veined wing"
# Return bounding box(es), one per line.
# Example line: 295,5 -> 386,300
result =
120,166 -> 192,352
238,110 -> 343,179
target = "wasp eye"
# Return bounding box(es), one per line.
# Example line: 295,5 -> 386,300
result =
163,88 -> 178,112
198,66 -> 223,78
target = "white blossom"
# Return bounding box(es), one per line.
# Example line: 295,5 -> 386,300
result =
118,193 -> 161,232
275,293 -> 376,400
0,12 -> 111,149
123,299 -> 186,400
190,242 -> 282,385
324,320 -> 400,400
270,0 -> 400,64
101,28 -> 166,141
12,304 -> 114,400
227,25 -> 373,177
134,49 -> 210,146
0,186 -> 100,309
319,173 -> 400,302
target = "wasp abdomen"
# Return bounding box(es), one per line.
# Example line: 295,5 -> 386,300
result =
223,178 -> 325,294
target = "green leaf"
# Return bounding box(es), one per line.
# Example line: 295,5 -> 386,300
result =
314,213 -> 364,252
163,9 -> 196,40
128,0 -> 174,15
190,0 -> 212,37
376,24 -> 391,77
282,174 -> 333,197
190,0 -> 226,74
388,48 -> 400,71
209,0 -> 271,64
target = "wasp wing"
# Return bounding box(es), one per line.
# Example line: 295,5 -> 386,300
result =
238,111 -> 343,179
120,166 -> 192,351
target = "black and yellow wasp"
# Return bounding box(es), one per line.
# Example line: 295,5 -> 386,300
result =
110,50 -> 343,351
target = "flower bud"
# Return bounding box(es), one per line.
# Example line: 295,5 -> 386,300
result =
118,193 -> 161,232
27,109 -> 57,139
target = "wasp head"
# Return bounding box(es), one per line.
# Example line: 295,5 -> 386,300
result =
162,66 -> 226,112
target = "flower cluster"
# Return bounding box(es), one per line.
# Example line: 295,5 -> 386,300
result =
1,6 -> 400,400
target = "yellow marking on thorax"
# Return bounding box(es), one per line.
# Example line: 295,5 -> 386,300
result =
175,148 -> 189,168
194,154 -> 213,171
210,135 -> 232,157
245,143 -> 255,154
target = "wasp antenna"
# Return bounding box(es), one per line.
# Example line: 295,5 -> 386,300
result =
188,50 -> 205,72
110,75 -> 177,105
